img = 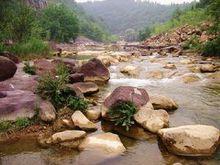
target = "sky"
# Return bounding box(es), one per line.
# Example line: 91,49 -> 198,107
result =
75,0 -> 198,5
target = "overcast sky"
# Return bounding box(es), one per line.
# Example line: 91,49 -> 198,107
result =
75,0 -> 198,5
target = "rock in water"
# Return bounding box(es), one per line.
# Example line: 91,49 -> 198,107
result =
200,64 -> 216,73
134,107 -> 169,133
181,73 -> 201,84
0,90 -> 38,121
79,133 -> 126,155
120,65 -> 139,76
39,101 -> 56,122
50,130 -> 86,143
67,82 -> 99,95
79,58 -> 110,83
150,95 -> 178,111
158,125 -> 220,156
0,56 -> 17,81
102,86 -> 150,119
71,111 -> 97,131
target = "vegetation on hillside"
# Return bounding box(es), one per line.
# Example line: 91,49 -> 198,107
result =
139,0 -> 220,56
80,0 -> 190,36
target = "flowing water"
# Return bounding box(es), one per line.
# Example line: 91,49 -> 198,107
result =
0,52 -> 220,165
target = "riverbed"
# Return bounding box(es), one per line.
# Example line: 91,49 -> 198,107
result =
0,50 -> 220,165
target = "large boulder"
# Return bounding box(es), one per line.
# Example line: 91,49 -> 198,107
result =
78,133 -> 126,155
102,86 -> 149,119
71,111 -> 97,131
0,56 -> 17,81
39,101 -> 56,122
67,82 -> 99,96
200,64 -> 216,73
134,106 -> 169,133
0,90 -> 38,121
159,125 -> 220,156
79,58 -> 110,83
34,59 -> 56,76
0,51 -> 19,63
150,95 -> 178,111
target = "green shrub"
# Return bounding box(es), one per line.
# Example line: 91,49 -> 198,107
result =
202,37 -> 220,56
9,38 -> 50,56
109,101 -> 137,131
15,118 -> 32,128
23,62 -> 36,75
182,35 -> 202,51
36,64 -> 88,111
0,121 -> 12,132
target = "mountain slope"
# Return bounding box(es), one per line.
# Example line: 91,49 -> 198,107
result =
79,0 -> 191,34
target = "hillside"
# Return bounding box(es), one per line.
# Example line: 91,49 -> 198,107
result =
47,0 -> 112,42
79,0 -> 191,35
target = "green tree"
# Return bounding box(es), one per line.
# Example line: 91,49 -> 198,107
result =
0,0 -> 40,42
40,4 -> 79,42
139,27 -> 152,41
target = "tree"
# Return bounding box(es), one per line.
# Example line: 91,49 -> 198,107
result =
139,27 -> 152,41
0,0 -> 39,42
40,4 -> 79,42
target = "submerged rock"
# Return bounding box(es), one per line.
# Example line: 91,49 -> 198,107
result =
78,133 -> 126,155
163,63 -> 177,70
71,111 -> 97,131
67,82 -> 99,95
150,95 -> 178,111
146,70 -> 164,79
0,56 -> 17,81
39,101 -> 56,122
159,125 -> 220,156
181,73 -> 201,84
134,107 -> 169,133
0,90 -> 38,121
200,64 -> 216,73
79,58 -> 110,83
120,65 -> 139,76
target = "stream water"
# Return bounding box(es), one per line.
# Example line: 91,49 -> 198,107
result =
0,52 -> 219,165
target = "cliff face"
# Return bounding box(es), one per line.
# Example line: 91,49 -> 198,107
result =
25,0 -> 47,9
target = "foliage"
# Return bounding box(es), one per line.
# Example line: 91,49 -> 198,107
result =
40,4 -> 79,42
80,0 -> 190,35
14,118 -> 32,128
36,64 -> 88,111
8,38 -> 50,56
0,0 -> 40,42
152,8 -> 208,35
207,0 -> 220,34
0,118 -> 32,132
23,62 -> 36,75
182,35 -> 202,51
67,97 -> 88,112
139,27 -> 152,41
109,101 -> 137,131
202,37 -> 220,56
